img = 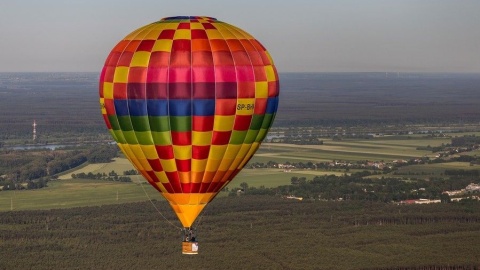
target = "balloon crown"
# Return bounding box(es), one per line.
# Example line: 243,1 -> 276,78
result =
160,16 -> 217,21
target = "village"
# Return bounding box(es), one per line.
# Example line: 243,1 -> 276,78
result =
282,182 -> 480,204
398,183 -> 480,204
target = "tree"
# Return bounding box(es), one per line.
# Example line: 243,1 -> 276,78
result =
298,177 -> 307,185
291,177 -> 299,185
440,193 -> 451,203
240,182 -> 249,193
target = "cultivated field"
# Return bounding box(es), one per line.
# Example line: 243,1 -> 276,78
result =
253,135 -> 452,163
2,133 -> 477,211
57,158 -> 135,180
0,179 -> 161,211
392,161 -> 479,177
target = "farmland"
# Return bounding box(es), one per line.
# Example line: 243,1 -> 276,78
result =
2,132 -> 479,211
1,72 -> 480,269
0,179 -> 161,211
256,136 -> 450,163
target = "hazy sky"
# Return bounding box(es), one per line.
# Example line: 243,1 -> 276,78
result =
1,0 -> 479,73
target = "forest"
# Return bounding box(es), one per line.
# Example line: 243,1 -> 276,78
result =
0,196 -> 479,269
2,73 -> 480,144
231,171 -> 478,203
0,145 -> 117,190
1,72 -> 480,269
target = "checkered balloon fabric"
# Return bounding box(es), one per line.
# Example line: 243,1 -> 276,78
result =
99,16 -> 279,227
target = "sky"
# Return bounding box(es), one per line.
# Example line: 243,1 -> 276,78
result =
0,0 -> 479,73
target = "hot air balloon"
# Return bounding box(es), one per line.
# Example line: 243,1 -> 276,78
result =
99,16 -> 279,254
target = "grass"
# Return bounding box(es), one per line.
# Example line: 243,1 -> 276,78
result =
254,136 -> 450,163
231,168 -> 339,188
2,132 -> 479,211
390,162 -> 479,177
57,157 -> 135,179
0,179 -> 161,211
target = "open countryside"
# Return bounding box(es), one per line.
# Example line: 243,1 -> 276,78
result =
2,132 -> 479,211
1,73 -> 480,269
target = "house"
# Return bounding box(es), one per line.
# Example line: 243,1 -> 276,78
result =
415,199 -> 441,204
443,190 -> 464,196
466,183 -> 480,192
399,200 -> 416,205
285,195 -> 303,201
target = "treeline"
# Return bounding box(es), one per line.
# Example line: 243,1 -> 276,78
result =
84,144 -> 118,163
71,170 -> 132,182
451,135 -> 480,147
0,144 -> 118,190
416,135 -> 480,161
232,172 -> 478,202
445,169 -> 479,176
0,150 -> 87,186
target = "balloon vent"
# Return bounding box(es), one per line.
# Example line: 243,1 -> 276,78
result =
161,16 -> 217,21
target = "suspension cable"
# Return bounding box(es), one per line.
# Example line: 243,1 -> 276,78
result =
135,175 -> 182,230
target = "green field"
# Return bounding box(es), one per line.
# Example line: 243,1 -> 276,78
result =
3,73 -> 480,269
57,157 -> 136,179
1,133 -> 479,211
0,179 -> 162,211
390,161 -> 479,177
231,168 -> 344,188
253,135 -> 451,164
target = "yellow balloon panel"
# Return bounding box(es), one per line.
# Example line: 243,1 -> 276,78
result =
100,16 -> 279,227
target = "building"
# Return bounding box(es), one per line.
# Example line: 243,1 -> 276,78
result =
465,183 -> 480,192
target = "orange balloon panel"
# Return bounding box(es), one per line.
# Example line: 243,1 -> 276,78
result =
99,16 -> 279,227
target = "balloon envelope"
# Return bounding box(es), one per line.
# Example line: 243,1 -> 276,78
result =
99,16 -> 279,227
